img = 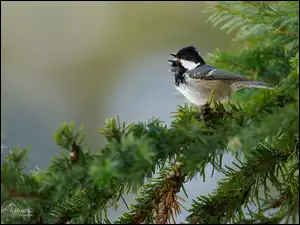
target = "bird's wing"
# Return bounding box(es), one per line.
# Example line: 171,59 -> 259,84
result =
186,65 -> 249,81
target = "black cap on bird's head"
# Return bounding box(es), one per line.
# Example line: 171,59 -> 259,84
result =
170,46 -> 206,70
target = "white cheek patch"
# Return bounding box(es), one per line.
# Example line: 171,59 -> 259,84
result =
180,59 -> 200,71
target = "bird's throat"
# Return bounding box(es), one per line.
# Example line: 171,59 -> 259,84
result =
175,72 -> 185,86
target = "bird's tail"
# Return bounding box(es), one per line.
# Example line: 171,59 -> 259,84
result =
231,80 -> 274,92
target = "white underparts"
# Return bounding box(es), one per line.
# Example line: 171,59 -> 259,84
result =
175,83 -> 207,106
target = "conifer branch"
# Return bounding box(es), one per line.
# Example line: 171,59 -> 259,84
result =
186,142 -> 298,224
115,162 -> 186,224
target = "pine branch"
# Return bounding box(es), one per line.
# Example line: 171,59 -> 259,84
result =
186,142 -> 297,224
115,161 -> 186,224
205,1 -> 299,48
1,124 -> 126,224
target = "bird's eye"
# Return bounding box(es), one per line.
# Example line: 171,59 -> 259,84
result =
183,56 -> 188,60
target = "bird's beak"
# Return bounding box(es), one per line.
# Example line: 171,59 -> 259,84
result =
170,53 -> 177,58
168,60 -> 175,63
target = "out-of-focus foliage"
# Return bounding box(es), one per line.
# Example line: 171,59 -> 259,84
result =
1,1 -> 298,224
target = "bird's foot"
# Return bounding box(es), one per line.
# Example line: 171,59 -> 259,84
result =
198,103 -> 212,121
197,90 -> 215,120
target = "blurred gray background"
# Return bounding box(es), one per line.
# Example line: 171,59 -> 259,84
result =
1,1 -> 239,222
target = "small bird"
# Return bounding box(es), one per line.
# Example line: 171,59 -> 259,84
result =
169,46 -> 274,106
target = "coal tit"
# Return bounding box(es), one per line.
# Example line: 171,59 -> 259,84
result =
169,46 -> 274,106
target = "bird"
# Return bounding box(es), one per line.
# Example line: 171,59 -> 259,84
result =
168,46 -> 274,106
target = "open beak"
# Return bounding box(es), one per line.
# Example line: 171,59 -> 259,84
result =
168,60 -> 175,63
170,53 -> 177,58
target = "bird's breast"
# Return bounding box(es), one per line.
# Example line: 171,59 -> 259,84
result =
175,77 -> 232,106
175,82 -> 210,106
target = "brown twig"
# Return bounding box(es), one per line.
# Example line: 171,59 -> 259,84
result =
191,216 -> 201,224
154,165 -> 186,224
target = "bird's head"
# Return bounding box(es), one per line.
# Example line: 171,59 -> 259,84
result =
170,46 -> 206,71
